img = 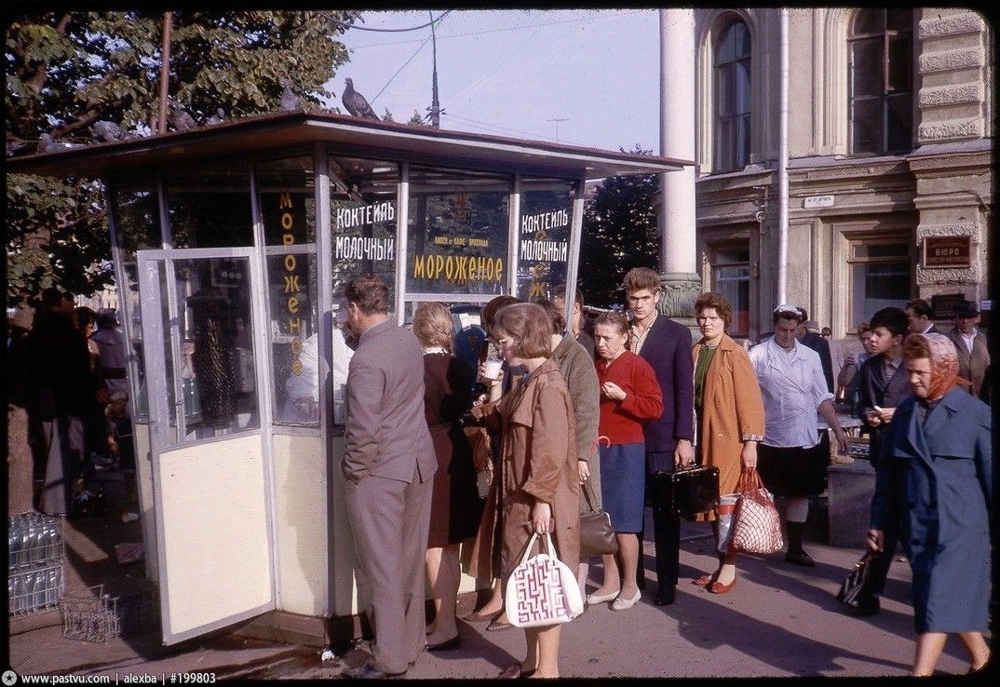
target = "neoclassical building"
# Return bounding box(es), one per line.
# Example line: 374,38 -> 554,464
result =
677,7 -> 992,339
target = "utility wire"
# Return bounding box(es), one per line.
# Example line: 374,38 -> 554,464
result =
320,10 -> 451,32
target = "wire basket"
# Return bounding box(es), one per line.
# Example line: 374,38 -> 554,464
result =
9,562 -> 64,616
62,586 -> 120,643
117,588 -> 160,638
8,512 -> 64,571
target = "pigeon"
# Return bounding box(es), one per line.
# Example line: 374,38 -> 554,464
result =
37,133 -> 81,153
280,79 -> 300,111
342,78 -> 378,119
206,108 -> 225,125
170,105 -> 197,131
93,120 -> 126,142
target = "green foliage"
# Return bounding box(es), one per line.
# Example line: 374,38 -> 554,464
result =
4,10 -> 359,304
579,146 -> 659,309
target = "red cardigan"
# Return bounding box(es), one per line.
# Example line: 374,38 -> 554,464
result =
596,351 -> 663,445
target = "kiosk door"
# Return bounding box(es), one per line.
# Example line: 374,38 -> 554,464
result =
137,249 -> 275,644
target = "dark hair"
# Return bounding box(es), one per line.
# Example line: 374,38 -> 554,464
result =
41,287 -> 69,310
481,295 -> 519,334
495,303 -> 552,359
694,292 -> 733,329
344,274 -> 389,315
594,310 -> 629,336
74,306 -> 96,330
552,283 -> 584,308
869,307 -> 908,338
622,266 -> 660,294
534,298 -> 565,335
905,299 -> 932,319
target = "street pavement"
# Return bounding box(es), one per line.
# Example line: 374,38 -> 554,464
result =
5,502 -> 992,681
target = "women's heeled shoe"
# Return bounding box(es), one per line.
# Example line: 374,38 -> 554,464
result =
708,577 -> 736,594
692,574 -> 716,587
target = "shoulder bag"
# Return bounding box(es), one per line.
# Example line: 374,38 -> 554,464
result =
505,532 -> 585,628
579,480 -> 617,557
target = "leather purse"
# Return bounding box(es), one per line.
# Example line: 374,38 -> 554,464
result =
836,549 -> 876,605
649,464 -> 720,519
579,480 -> 617,557
505,532 -> 584,628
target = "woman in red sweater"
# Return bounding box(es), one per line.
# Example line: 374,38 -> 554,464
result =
587,311 -> 663,611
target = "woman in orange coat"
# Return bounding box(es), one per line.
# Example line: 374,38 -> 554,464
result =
691,292 -> 765,594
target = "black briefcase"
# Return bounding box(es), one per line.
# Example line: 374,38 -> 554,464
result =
650,465 -> 720,519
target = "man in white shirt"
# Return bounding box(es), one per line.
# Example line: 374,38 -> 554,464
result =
750,305 -> 851,567
946,299 -> 990,398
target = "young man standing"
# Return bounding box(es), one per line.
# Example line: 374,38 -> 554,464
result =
622,267 -> 694,606
853,306 -> 913,616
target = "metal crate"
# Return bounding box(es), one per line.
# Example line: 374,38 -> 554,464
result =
8,512 -> 64,571
61,585 -> 120,643
9,563 -> 65,615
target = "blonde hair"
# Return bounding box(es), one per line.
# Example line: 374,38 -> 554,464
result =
412,301 -> 453,351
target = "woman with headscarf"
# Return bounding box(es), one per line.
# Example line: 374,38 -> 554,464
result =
869,333 -> 992,676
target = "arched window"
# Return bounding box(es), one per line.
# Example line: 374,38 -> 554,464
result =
848,9 -> 913,154
713,20 -> 751,172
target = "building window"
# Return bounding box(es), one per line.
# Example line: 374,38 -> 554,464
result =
711,244 -> 750,337
848,240 -> 911,324
848,9 -> 913,155
713,20 -> 751,172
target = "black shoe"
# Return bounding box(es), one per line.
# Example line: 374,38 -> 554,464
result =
426,634 -> 461,652
653,586 -> 676,606
854,595 -> 880,617
341,662 -> 406,679
784,550 -> 816,567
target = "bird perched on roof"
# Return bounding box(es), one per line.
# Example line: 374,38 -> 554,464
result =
93,120 -> 126,143
37,133 -> 81,153
170,104 -> 197,132
280,79 -> 300,111
342,78 -> 379,119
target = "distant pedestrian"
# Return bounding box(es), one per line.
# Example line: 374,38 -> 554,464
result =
339,275 -> 437,679
945,300 -> 989,398
870,333 -> 991,676
796,307 -> 834,393
904,298 -> 946,336
552,283 -> 595,358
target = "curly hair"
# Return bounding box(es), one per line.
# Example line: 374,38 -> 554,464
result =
694,292 -> 733,329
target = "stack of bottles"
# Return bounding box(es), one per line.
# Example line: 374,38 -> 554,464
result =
8,512 -> 65,615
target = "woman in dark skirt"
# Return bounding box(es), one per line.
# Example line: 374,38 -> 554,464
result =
412,302 -> 482,651
587,311 -> 663,611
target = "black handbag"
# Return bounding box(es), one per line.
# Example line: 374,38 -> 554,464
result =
579,480 -> 617,557
836,550 -> 875,605
650,464 -> 720,519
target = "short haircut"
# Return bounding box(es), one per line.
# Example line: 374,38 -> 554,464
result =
797,306 -> 809,321
344,274 -> 389,316
905,298 -> 932,319
772,304 -> 803,326
594,310 -> 629,336
495,302 -> 552,359
622,267 -> 660,294
552,283 -> 584,308
412,301 -> 454,351
481,295 -> 519,334
534,298 -> 565,335
869,306 -> 908,338
694,292 -> 733,329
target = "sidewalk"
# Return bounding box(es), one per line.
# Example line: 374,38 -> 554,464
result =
5,499 -> 988,680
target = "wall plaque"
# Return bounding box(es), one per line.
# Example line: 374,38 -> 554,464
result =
923,235 -> 971,268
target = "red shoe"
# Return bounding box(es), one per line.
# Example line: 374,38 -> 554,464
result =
708,577 -> 736,594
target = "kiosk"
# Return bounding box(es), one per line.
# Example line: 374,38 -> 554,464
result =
7,111 -> 688,645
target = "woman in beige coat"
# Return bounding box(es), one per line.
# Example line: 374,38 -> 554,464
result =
691,292 -> 765,594
473,302 -> 580,679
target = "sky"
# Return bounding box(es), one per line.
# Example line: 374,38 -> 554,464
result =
329,9 -> 661,154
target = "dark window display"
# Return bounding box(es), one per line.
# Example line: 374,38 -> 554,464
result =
165,166 -> 254,248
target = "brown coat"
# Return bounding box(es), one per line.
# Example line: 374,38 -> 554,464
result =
693,335 -> 766,517
477,359 -> 581,581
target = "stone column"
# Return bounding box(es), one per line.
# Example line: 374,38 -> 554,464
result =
658,8 -> 701,325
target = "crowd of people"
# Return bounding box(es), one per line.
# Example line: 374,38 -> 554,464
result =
334,269 -> 991,680
6,288 -> 131,519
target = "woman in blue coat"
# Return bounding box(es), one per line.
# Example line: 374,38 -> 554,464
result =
869,332 -> 992,676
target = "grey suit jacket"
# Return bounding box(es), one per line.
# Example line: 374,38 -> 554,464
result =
343,319 -> 437,484
946,326 -> 990,398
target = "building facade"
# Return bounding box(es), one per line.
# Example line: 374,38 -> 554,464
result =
687,7 -> 992,339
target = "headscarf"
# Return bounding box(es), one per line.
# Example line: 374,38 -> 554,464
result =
915,332 -> 963,401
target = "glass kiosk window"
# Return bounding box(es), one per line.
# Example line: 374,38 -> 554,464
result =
516,178 -> 575,301
165,166 -> 254,249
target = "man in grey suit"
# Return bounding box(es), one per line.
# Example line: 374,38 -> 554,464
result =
340,275 -> 437,679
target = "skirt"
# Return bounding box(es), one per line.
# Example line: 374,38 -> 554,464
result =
757,434 -> 829,498
599,442 -> 646,533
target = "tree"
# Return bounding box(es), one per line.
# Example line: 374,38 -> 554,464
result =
5,10 -> 360,303
578,146 -> 659,309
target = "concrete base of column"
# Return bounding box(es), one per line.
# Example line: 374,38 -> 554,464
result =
656,272 -> 701,333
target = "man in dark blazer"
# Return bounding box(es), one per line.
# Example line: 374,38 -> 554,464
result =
904,298 -> 947,336
853,306 -> 913,617
622,267 -> 695,607
797,307 -> 835,393
340,275 -> 437,679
